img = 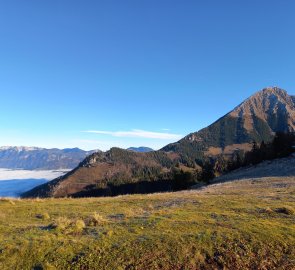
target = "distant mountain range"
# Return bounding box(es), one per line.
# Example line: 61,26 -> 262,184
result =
0,146 -> 154,170
0,147 -> 98,170
22,87 -> 295,198
127,147 -> 154,152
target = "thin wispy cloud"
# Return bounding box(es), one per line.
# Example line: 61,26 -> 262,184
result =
73,139 -> 123,147
73,139 -> 109,145
83,129 -> 183,140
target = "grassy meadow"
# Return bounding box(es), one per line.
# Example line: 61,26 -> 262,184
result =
0,177 -> 294,269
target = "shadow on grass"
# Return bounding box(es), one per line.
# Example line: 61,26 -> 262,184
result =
72,180 -> 175,197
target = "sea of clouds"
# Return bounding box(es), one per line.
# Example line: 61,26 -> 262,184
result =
0,169 -> 67,197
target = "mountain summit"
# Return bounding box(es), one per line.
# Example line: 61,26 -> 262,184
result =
163,87 -> 295,158
230,87 -> 295,132
22,87 -> 295,198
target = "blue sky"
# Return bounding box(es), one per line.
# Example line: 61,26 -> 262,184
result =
0,0 -> 295,150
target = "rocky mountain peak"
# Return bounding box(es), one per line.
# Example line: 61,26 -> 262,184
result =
163,87 -> 295,157
261,86 -> 287,96
229,87 -> 295,132
249,87 -> 291,106
232,87 -> 291,113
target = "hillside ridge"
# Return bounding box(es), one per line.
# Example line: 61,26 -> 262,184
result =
22,87 -> 295,198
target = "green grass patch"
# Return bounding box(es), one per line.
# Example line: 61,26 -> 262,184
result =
0,177 -> 294,269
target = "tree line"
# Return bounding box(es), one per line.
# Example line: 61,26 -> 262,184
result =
172,132 -> 295,190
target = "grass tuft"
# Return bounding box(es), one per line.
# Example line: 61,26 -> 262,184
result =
50,217 -> 86,234
86,212 -> 107,226
50,217 -> 72,231
36,212 -> 50,220
74,219 -> 86,233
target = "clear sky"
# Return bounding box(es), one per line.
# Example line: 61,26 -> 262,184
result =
0,0 -> 295,151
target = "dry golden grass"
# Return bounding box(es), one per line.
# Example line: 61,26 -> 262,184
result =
0,177 -> 294,269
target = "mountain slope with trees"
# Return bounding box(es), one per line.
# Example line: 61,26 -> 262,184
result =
163,87 -> 295,161
22,87 -> 295,198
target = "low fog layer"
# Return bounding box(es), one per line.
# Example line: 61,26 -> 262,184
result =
0,169 -> 68,197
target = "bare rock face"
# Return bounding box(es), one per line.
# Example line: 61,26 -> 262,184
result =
230,87 -> 295,132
